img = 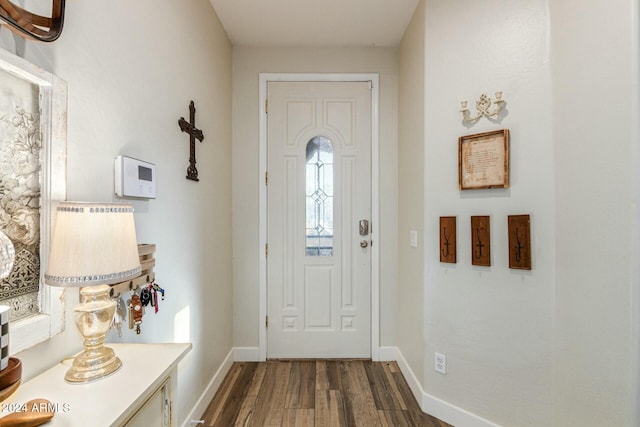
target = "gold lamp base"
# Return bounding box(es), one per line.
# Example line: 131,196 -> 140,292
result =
66,285 -> 122,384
64,346 -> 121,383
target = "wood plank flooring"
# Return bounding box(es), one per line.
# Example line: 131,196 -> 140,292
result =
201,360 -> 453,426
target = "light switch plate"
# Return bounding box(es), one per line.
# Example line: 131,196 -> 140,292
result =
409,230 -> 418,248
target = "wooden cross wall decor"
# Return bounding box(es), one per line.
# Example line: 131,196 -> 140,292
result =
178,100 -> 205,182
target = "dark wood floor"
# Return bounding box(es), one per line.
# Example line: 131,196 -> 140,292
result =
201,360 -> 453,426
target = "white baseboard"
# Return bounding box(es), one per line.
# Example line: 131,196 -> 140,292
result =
233,346 -> 261,361
180,348 -> 234,427
421,391 -> 501,427
378,346 -> 398,361
394,347 -> 501,427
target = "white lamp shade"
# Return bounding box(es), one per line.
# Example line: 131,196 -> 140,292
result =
44,202 -> 141,287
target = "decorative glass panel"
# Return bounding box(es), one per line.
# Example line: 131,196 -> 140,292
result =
306,136 -> 334,256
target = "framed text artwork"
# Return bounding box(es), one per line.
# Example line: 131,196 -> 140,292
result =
508,215 -> 532,270
459,129 -> 510,190
471,216 -> 491,266
439,216 -> 456,263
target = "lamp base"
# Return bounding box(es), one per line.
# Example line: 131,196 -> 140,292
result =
64,346 -> 121,384
66,285 -> 122,384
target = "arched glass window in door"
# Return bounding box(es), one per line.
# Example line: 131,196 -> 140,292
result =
305,136 -> 334,256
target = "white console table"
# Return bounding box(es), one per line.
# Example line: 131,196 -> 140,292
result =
2,343 -> 191,426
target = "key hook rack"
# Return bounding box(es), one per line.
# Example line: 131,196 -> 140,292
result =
109,244 -> 156,298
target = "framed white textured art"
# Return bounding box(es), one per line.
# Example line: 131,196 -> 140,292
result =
0,47 -> 67,353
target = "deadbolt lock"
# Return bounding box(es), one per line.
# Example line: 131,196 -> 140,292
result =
359,220 -> 369,236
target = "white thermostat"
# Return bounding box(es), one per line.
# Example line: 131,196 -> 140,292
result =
115,155 -> 156,199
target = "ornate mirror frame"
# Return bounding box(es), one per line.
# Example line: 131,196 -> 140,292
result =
0,0 -> 65,42
0,47 -> 67,353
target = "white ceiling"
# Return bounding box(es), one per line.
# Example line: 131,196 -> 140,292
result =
209,0 -> 419,47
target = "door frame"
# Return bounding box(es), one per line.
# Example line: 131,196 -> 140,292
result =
258,73 -> 380,361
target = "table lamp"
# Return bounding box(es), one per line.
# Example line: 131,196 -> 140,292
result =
44,202 -> 141,383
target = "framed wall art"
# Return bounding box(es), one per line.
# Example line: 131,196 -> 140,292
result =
508,214 -> 532,270
439,216 -> 456,263
0,48 -> 67,353
471,216 -> 491,266
458,129 -> 510,190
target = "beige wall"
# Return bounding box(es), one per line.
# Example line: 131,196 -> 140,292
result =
232,47 -> 399,351
399,0 -> 555,424
398,0 -> 639,425
2,1 -> 637,425
551,0 -> 639,424
0,1 -> 233,424
423,0 -> 555,423
398,0 -> 427,390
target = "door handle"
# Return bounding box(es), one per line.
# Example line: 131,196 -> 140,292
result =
360,240 -> 369,248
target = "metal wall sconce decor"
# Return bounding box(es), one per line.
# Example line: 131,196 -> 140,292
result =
0,0 -> 65,42
460,92 -> 505,123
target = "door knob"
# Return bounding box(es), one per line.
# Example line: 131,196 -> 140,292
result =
360,240 -> 368,248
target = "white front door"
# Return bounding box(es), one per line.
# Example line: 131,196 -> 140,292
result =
267,81 -> 372,358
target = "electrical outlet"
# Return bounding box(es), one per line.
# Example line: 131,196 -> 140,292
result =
435,352 -> 447,374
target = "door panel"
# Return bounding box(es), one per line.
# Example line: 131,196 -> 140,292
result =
267,81 -> 371,358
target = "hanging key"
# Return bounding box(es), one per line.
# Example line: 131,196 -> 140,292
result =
130,294 -> 143,334
140,286 -> 151,307
153,288 -> 159,314
153,282 -> 165,300
128,301 -> 134,330
112,296 -> 123,337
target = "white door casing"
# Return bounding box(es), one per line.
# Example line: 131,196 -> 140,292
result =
266,80 -> 373,358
